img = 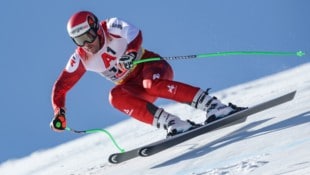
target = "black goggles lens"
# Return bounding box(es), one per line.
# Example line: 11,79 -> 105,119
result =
72,29 -> 97,46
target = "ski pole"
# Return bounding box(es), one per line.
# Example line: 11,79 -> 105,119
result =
66,127 -> 125,153
133,50 -> 305,65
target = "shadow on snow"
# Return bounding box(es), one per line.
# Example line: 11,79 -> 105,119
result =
152,111 -> 310,169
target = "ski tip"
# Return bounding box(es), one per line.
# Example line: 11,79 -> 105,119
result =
288,90 -> 297,100
108,154 -> 120,164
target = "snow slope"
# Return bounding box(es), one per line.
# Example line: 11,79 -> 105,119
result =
1,63 -> 310,175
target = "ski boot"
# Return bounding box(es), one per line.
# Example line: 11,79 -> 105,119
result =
153,108 -> 201,137
205,102 -> 247,124
191,89 -> 247,124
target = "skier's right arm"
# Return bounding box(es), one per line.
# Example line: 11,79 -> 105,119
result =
50,53 -> 86,132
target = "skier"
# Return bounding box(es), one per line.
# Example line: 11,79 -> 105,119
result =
51,11 -> 245,137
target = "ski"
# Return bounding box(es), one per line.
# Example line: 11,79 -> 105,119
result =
109,147 -> 141,164
108,91 -> 296,163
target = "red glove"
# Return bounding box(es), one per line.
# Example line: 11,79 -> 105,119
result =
50,108 -> 67,132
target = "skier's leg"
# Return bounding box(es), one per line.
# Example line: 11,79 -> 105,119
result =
140,53 -> 200,104
109,84 -> 157,124
140,58 -> 245,124
109,84 -> 197,136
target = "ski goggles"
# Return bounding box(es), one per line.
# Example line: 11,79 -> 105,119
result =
71,29 -> 97,47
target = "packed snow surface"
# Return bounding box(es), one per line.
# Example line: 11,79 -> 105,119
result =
1,63 -> 310,175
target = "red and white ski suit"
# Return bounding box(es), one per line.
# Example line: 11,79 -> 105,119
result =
52,18 -> 200,125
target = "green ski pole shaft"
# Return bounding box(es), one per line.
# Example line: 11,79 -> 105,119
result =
133,50 -> 305,65
66,127 -> 125,153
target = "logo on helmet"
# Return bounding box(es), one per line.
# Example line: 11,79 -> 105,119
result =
70,23 -> 89,37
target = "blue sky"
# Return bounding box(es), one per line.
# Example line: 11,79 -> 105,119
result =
0,0 -> 309,163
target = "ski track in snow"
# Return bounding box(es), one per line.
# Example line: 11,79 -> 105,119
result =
0,63 -> 310,175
